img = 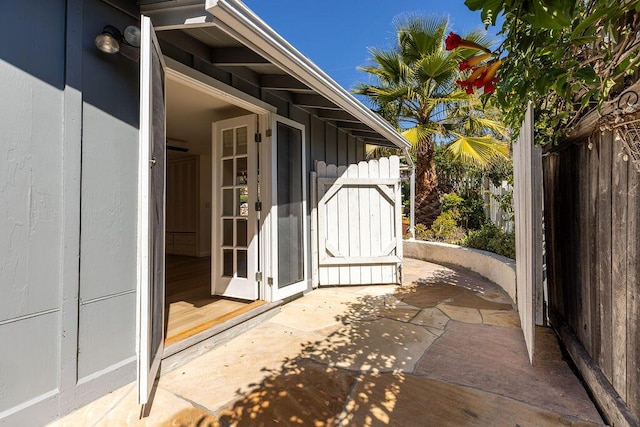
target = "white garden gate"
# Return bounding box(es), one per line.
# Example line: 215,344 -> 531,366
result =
311,156 -> 403,286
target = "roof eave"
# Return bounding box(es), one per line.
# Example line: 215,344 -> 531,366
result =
204,0 -> 410,151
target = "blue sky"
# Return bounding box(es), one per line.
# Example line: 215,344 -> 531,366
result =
242,0 -> 498,91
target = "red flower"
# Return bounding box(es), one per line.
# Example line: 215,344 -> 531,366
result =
446,32 -> 463,50
455,59 -> 503,95
456,79 -> 475,94
483,79 -> 498,94
445,32 -> 492,53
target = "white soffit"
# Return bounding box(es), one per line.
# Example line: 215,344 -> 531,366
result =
204,0 -> 410,151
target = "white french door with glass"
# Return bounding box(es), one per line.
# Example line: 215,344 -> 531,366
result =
265,115 -> 309,301
212,115 -> 259,301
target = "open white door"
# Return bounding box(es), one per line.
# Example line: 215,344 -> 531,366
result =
267,116 -> 309,301
212,115 -> 259,301
136,15 -> 166,405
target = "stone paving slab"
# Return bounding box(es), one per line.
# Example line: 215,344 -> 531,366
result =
49,385 -> 216,427
409,307 -> 450,330
159,322 -> 324,412
341,372 -> 601,427
415,321 -> 603,424
305,317 -> 438,373
217,359 -> 356,427
480,308 -> 522,328
438,304 -> 484,324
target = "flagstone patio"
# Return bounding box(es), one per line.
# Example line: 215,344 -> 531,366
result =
50,258 -> 605,426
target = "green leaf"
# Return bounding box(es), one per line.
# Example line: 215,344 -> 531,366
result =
574,66 -> 598,84
525,0 -> 572,30
571,5 -> 616,39
581,88 -> 599,107
464,0 -> 487,11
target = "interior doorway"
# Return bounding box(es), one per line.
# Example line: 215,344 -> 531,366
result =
163,70 -> 262,346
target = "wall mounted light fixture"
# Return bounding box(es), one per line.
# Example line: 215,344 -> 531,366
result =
95,24 -> 141,60
95,25 -> 123,54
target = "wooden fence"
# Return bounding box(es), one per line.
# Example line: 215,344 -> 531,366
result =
543,129 -> 640,425
311,157 -> 402,286
484,179 -> 514,233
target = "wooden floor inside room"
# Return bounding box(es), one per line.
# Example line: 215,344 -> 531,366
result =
165,255 -> 263,346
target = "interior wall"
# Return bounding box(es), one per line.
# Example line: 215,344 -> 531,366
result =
199,153 -> 212,255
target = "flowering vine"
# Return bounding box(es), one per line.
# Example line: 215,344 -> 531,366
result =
446,32 -> 503,95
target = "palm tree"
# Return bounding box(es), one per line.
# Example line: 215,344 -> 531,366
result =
354,15 -> 508,226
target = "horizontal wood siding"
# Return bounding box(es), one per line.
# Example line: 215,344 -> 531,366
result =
543,130 -> 640,424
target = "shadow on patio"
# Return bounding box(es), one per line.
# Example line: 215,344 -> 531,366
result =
161,259 -> 604,427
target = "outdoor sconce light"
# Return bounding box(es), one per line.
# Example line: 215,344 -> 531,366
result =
95,24 -> 141,60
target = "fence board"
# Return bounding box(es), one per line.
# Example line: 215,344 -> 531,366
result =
346,163 -> 361,284
612,135 -> 628,398
628,157 -> 640,416
310,170 -> 319,288
379,157 -> 394,283
316,161 -> 329,286
578,142 -> 592,353
597,131 -> 613,381
589,136 -> 601,359
358,161 -> 373,284
369,160 -> 383,284
337,165 -> 350,285
326,164 -> 340,285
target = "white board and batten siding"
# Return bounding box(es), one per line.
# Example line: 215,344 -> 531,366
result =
312,156 -> 403,286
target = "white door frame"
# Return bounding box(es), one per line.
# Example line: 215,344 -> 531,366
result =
163,59 -> 274,302
262,114 -> 309,302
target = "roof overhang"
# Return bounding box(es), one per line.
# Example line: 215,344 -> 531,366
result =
203,0 -> 409,151
142,0 -> 410,151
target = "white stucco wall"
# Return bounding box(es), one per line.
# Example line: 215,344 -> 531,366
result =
403,240 -> 516,303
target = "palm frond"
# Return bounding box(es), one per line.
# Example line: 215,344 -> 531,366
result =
446,134 -> 510,165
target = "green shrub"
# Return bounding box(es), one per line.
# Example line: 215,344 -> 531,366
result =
441,192 -> 464,212
431,211 -> 466,243
458,190 -> 486,230
463,223 -> 516,259
414,210 -> 465,244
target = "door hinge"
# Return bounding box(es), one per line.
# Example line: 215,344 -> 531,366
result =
256,272 -> 263,282
255,201 -> 262,211
265,129 -> 272,137
255,133 -> 262,143
267,277 -> 274,286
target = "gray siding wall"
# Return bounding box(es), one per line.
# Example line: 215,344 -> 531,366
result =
0,0 -> 140,424
0,1 -> 66,424
78,0 -> 139,384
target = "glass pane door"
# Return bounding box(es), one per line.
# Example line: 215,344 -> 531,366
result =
213,115 -> 258,301
221,127 -> 249,279
277,123 -> 303,287
270,117 -> 308,301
